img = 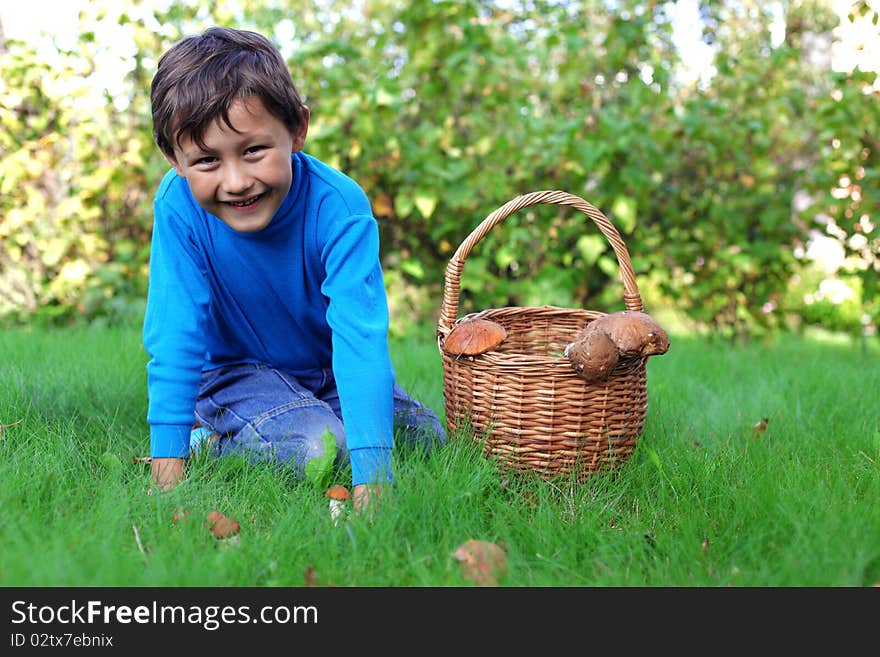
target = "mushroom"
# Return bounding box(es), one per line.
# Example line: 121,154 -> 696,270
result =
583,310 -> 670,357
443,318 -> 508,356
563,329 -> 620,383
206,509 -> 240,539
564,310 -> 670,382
451,539 -> 509,586
325,485 -> 351,524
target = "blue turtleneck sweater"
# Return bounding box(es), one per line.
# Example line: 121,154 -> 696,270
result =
143,151 -> 394,485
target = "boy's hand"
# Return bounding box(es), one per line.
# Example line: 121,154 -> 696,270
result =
151,457 -> 186,491
352,483 -> 385,515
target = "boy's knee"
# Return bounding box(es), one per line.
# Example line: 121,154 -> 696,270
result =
295,418 -> 347,488
270,412 -> 346,467
221,405 -> 346,471
299,419 -> 346,461
393,406 -> 447,448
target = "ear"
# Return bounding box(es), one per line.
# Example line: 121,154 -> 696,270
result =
164,151 -> 186,178
291,106 -> 310,153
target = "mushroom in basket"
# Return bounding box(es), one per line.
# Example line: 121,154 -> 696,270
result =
564,310 -> 670,383
443,318 -> 508,356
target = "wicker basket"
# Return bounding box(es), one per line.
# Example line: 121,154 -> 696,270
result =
437,190 -> 648,483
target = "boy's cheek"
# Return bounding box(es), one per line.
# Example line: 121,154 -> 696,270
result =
184,182 -> 215,212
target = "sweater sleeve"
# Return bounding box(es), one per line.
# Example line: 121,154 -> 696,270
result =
142,189 -> 211,458
319,211 -> 395,486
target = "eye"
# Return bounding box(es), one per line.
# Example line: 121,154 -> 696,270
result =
193,156 -> 218,166
244,145 -> 267,156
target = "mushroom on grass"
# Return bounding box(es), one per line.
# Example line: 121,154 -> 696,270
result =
325,485 -> 351,524
206,510 -> 240,539
451,539 -> 509,586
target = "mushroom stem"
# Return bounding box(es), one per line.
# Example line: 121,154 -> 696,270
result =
329,499 -> 346,523
325,485 -> 352,525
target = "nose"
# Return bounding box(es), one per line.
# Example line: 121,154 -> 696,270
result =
220,162 -> 253,195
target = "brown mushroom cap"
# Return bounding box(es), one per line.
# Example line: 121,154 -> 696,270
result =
205,510 -> 240,539
210,517 -> 240,539
564,329 -> 620,383
443,319 -> 508,356
586,311 -> 670,356
452,539 -> 509,586
325,485 -> 351,501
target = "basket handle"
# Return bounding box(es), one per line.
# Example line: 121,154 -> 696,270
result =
438,190 -> 643,333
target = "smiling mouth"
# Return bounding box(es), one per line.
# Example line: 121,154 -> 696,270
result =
225,193 -> 266,209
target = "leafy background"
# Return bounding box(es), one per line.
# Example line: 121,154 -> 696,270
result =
0,0 -> 877,340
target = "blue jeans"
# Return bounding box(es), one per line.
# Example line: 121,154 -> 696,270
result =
192,362 -> 446,476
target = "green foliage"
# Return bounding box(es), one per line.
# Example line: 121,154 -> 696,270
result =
303,427 -> 339,490
801,64 -> 880,331
784,263 -> 868,334
0,0 -> 877,337
0,11 -> 158,325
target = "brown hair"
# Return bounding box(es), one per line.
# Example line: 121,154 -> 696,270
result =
150,26 -> 307,157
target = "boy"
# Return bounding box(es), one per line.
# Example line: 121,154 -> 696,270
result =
144,26 -> 445,510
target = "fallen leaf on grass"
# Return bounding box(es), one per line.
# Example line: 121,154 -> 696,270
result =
0,418 -> 24,438
752,417 -> 769,436
171,508 -> 190,522
132,456 -> 152,464
452,539 -> 509,586
304,565 -> 336,587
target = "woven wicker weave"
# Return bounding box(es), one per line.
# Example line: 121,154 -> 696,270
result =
437,190 -> 648,482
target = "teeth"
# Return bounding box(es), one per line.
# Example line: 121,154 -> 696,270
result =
229,194 -> 261,207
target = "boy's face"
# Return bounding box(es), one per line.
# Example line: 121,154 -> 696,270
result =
166,96 -> 309,233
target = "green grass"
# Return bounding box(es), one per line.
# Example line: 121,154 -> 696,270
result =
1,324 -> 878,587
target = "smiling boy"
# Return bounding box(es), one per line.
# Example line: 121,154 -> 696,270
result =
144,27 -> 445,509
170,97 -> 301,233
